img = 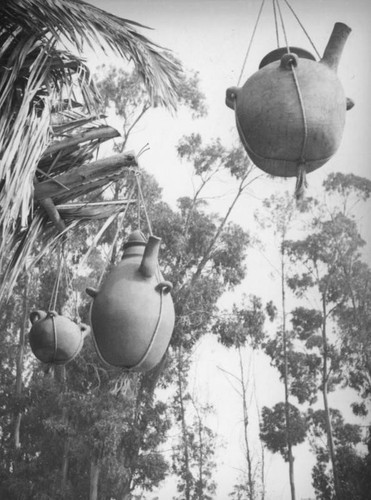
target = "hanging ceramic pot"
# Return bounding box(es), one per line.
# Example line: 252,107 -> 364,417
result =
86,230 -> 175,371
29,310 -> 89,365
226,22 -> 353,179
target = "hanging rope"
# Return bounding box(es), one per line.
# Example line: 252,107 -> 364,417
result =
47,244 -> 65,365
272,0 -> 280,48
275,0 -> 290,52
51,313 -> 58,364
127,286 -> 165,371
290,63 -> 309,199
61,247 -> 81,323
135,171 -> 153,236
49,243 -> 65,312
283,0 -> 321,59
96,182 -> 136,287
274,0 -> 309,199
277,0 -> 308,200
237,0 -> 266,86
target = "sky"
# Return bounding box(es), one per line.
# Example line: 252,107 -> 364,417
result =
87,1 -> 371,498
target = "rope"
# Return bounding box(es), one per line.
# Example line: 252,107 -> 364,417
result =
51,315 -> 58,364
137,180 -> 141,231
49,244 -> 64,312
135,172 -> 153,236
237,0 -> 266,86
290,61 -> 309,200
273,0 -> 310,199
97,183 -> 136,286
290,65 -> 308,162
295,164 -> 308,201
283,0 -> 321,59
127,287 -> 165,371
275,0 -> 290,52
62,252 -> 80,323
272,0 -> 280,48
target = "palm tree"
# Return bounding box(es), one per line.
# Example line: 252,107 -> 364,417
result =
0,0 -> 180,300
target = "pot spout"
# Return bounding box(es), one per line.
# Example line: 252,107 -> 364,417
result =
321,22 -> 351,71
139,236 -> 161,278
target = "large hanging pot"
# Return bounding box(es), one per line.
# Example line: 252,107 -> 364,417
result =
86,230 -> 175,371
29,310 -> 88,365
226,22 -> 353,180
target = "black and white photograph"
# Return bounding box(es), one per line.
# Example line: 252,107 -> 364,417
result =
0,1 -> 370,499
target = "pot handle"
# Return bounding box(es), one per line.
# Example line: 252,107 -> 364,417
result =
156,281 -> 173,294
80,323 -> 91,338
280,53 -> 298,70
29,310 -> 47,324
86,287 -> 98,298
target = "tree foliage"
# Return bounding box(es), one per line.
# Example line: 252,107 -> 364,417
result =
259,402 -> 307,461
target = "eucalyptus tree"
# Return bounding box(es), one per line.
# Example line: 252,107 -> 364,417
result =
252,177 -> 371,499
307,408 -> 369,500
254,191 -> 316,500
283,173 -> 371,500
171,347 -> 217,500
214,295 -> 268,500
95,61 -> 207,152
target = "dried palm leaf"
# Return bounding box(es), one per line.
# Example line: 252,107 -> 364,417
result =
57,201 -> 132,221
35,152 -> 137,204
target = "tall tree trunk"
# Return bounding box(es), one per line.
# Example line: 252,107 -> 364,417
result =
281,243 -> 296,500
196,412 -> 204,500
238,347 -> 254,500
177,347 -> 191,500
53,365 -> 70,498
321,294 -> 342,500
61,436 -> 69,499
14,273 -> 29,449
90,456 -> 100,500
260,429 -> 265,500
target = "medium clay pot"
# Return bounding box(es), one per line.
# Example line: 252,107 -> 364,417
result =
86,230 -> 175,371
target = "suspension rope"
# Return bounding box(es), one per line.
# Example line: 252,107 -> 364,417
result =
275,0 -> 290,51
283,0 -> 321,58
291,63 -> 309,199
137,176 -> 141,231
127,286 -> 165,372
51,315 -> 58,363
61,248 -> 80,322
135,171 -> 153,236
290,67 -> 309,165
272,0 -> 280,48
237,0 -> 266,86
49,243 -> 64,312
275,0 -> 309,199
96,182 -> 136,287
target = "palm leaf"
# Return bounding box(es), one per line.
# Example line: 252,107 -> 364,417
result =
1,0 -> 181,108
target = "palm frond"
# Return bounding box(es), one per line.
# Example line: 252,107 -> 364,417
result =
1,0 -> 181,108
35,152 -> 137,204
56,202 -> 132,221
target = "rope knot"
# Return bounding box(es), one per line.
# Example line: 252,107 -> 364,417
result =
295,163 -> 308,201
